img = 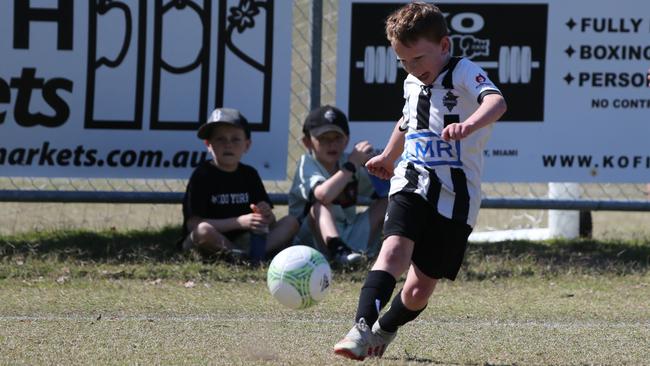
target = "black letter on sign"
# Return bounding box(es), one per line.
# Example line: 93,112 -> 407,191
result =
10,68 -> 73,127
14,0 -> 73,50
0,79 -> 10,124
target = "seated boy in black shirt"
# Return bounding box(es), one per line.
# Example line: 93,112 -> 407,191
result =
181,108 -> 298,259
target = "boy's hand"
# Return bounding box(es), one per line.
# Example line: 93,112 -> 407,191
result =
442,122 -> 474,141
348,140 -> 374,167
251,203 -> 274,223
365,154 -> 394,180
237,213 -> 268,232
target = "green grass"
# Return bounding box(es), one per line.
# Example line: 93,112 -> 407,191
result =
1,228 -> 649,365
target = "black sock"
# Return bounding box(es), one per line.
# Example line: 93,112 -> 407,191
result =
354,270 -> 397,326
378,290 -> 426,333
325,237 -> 347,253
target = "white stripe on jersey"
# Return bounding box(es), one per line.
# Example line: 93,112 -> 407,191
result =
389,57 -> 501,227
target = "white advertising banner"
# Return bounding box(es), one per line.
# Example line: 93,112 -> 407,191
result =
0,0 -> 292,179
337,0 -> 650,183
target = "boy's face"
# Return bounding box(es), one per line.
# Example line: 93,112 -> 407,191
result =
392,36 -> 450,85
205,124 -> 250,169
303,131 -> 349,166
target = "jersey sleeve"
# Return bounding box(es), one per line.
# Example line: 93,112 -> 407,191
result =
401,75 -> 418,123
294,154 -> 327,201
249,167 -> 273,208
457,59 -> 502,104
401,98 -> 409,123
402,79 -> 409,120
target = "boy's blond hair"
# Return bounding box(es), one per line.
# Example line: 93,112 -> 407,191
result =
385,2 -> 449,46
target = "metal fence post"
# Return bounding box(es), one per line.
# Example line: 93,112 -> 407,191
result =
310,0 -> 323,110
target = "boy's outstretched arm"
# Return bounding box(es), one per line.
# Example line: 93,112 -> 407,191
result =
365,117 -> 407,180
442,94 -> 507,141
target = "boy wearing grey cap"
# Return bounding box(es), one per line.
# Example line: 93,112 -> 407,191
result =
181,108 -> 298,260
289,105 -> 388,266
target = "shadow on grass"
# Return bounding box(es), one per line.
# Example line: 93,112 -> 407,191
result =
0,228 -> 649,279
0,226 -> 183,263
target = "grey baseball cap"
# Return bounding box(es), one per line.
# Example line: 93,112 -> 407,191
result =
197,108 -> 251,139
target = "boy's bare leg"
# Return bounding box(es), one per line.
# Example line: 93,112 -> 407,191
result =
191,221 -> 234,255
309,202 -> 361,265
396,264 -> 437,311
266,215 -> 300,254
309,202 -> 340,245
367,197 -> 388,245
372,234 -> 413,278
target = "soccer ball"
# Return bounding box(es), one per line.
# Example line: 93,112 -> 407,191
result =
267,245 -> 332,309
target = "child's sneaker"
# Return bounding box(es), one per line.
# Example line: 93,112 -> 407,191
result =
368,321 -> 397,358
333,245 -> 362,266
333,318 -> 372,360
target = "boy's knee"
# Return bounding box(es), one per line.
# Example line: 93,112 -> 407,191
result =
373,236 -> 413,277
284,215 -> 300,232
193,222 -> 219,244
272,215 -> 300,237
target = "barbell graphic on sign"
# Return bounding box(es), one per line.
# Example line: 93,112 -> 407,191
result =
355,45 -> 540,85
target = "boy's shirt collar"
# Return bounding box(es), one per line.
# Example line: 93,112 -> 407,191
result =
206,160 -> 240,174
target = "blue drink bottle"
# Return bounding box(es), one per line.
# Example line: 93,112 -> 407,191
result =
249,232 -> 267,265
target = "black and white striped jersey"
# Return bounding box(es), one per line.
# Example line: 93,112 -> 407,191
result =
389,57 -> 502,227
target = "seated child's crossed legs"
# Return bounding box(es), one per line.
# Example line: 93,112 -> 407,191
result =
188,216 -> 299,258
189,220 -> 234,255
308,197 -> 388,255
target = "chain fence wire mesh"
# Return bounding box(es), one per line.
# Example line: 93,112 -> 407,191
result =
1,0 -> 648,236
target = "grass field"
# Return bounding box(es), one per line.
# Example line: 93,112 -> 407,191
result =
1,229 -> 649,365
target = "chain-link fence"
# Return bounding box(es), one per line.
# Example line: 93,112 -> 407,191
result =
1,0 -> 649,237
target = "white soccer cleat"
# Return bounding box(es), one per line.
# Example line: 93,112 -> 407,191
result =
333,318 -> 372,361
368,321 -> 397,358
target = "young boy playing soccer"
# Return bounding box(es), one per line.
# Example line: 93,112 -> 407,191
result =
288,105 -> 388,265
181,108 -> 298,260
334,2 -> 507,360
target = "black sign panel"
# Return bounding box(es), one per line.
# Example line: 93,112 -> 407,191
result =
348,3 -> 548,122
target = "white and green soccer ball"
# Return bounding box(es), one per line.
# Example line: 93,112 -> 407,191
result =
267,245 -> 332,309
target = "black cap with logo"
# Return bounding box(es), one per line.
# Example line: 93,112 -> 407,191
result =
197,108 -> 251,140
303,105 -> 350,137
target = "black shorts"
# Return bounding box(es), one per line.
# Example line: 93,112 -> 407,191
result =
383,192 -> 473,281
